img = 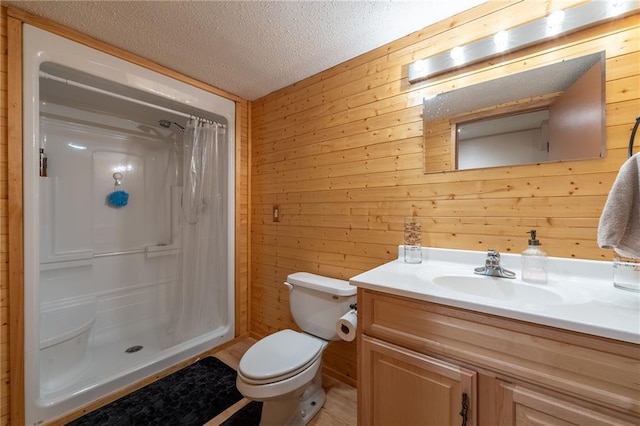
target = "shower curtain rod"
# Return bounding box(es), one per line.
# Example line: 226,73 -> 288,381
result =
39,71 -> 226,128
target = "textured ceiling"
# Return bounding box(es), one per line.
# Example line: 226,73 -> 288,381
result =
5,0 -> 486,100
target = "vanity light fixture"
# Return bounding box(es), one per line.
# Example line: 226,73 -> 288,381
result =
407,0 -> 640,84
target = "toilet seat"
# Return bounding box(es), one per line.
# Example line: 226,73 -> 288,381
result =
236,353 -> 323,401
238,329 -> 325,385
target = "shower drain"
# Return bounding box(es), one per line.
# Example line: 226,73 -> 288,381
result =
125,345 -> 143,353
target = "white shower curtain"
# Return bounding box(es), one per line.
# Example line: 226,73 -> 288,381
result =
169,118 -> 228,344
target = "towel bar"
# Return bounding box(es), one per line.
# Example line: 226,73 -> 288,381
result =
628,116 -> 640,158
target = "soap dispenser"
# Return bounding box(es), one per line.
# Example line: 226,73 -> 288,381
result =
521,230 -> 548,284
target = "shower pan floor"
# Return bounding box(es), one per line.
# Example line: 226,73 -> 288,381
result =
41,320 -> 167,404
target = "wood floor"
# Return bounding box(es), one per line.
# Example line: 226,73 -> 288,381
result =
205,337 -> 357,426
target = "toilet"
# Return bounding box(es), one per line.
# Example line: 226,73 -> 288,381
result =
236,272 -> 356,426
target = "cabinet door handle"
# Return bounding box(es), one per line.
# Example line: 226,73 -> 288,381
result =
459,392 -> 469,426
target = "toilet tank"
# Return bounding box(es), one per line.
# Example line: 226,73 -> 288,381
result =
285,272 -> 356,341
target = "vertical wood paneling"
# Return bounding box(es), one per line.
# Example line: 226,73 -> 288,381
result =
7,13 -> 23,423
0,9 -> 10,425
2,6 -> 251,424
235,100 -> 250,336
250,3 -> 640,385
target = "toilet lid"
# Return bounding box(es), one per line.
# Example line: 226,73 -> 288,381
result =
239,330 -> 324,382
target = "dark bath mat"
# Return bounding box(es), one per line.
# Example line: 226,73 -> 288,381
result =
221,401 -> 262,426
66,356 -> 243,426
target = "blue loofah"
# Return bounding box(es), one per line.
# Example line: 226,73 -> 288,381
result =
107,190 -> 129,208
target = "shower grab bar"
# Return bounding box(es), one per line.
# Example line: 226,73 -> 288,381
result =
93,245 -> 180,259
40,247 -> 177,268
39,71 -> 226,128
40,249 -> 94,263
93,248 -> 147,258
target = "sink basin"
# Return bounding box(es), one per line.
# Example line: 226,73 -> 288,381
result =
432,275 -> 565,304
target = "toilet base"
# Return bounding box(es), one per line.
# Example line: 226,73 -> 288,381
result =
258,368 -> 326,426
300,384 -> 326,424
259,393 -> 305,426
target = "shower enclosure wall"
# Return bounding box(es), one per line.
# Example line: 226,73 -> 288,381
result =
22,25 -> 235,425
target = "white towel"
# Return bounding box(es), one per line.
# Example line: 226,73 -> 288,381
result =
597,153 -> 640,258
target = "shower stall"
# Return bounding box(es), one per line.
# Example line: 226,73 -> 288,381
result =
22,26 -> 235,425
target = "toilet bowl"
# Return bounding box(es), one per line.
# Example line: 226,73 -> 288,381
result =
236,272 -> 356,426
237,330 -> 328,425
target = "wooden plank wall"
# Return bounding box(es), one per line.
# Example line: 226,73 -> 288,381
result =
0,6 -> 250,424
235,100 -> 250,336
250,1 -> 640,386
1,8 -> 10,426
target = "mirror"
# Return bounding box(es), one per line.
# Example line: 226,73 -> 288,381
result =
423,51 -> 605,172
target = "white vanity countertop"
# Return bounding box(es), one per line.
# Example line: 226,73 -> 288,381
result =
349,246 -> 640,344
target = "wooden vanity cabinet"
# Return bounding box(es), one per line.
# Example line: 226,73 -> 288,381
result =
501,382 -> 638,426
357,289 -> 640,426
360,335 -> 477,426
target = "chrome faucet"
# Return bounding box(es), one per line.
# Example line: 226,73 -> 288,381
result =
474,249 -> 516,278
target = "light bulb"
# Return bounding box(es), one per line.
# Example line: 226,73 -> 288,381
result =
546,10 -> 565,35
450,46 -> 465,65
493,30 -> 509,52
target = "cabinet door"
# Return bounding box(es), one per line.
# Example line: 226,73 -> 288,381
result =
502,383 -> 638,426
359,335 -> 477,426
